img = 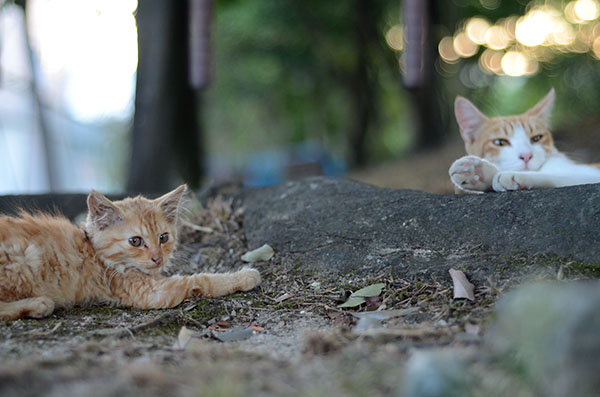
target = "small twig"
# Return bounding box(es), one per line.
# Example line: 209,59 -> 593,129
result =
302,302 -> 347,313
181,220 -> 214,233
87,312 -> 177,337
13,321 -> 63,339
130,312 -> 176,333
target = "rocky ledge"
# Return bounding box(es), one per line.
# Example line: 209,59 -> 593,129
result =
238,176 -> 600,280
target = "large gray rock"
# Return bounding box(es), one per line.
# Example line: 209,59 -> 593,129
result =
400,281 -> 600,397
487,280 -> 600,397
239,176 -> 600,278
0,194 -> 89,219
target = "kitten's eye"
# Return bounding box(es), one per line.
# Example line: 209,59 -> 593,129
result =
159,233 -> 169,244
531,135 -> 543,143
128,236 -> 143,247
493,139 -> 510,147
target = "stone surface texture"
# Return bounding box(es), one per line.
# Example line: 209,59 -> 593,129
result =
239,177 -> 600,279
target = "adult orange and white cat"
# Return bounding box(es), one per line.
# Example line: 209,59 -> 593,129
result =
449,88 -> 600,192
0,185 -> 260,320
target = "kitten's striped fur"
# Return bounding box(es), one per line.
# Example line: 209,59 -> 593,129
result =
0,185 -> 260,320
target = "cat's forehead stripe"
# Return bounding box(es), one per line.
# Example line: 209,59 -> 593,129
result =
513,124 -> 527,139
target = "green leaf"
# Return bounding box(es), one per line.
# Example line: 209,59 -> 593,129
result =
337,283 -> 385,308
337,296 -> 366,308
351,283 -> 385,298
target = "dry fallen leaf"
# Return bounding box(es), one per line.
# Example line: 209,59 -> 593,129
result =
241,244 -> 275,262
449,268 -> 475,301
274,292 -> 293,303
213,327 -> 254,342
173,326 -> 196,350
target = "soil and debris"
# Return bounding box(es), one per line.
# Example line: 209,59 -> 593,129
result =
0,194 -> 595,396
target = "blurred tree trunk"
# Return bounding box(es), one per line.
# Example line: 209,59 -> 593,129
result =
403,0 -> 445,150
16,0 -> 57,191
128,0 -> 203,193
348,0 -> 378,168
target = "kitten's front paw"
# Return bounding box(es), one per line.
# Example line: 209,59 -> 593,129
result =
449,156 -> 499,192
238,268 -> 261,291
25,297 -> 55,318
492,172 -> 529,192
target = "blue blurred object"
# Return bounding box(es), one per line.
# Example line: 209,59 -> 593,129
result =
243,140 -> 346,187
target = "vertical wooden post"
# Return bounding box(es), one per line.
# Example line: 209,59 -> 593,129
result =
189,0 -> 213,90
402,0 -> 428,89
402,0 -> 445,150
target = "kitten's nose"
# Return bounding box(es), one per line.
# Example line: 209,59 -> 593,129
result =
152,256 -> 163,266
519,152 -> 532,163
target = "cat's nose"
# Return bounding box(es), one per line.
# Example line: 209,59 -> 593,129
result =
152,256 -> 163,265
519,152 -> 532,163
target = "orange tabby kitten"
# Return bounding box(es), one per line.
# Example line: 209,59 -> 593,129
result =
0,185 -> 260,320
449,88 -> 600,193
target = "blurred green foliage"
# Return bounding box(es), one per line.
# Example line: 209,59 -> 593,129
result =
204,0 -> 414,173
203,0 -> 600,175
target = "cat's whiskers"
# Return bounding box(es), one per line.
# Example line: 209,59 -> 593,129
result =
103,266 -> 120,293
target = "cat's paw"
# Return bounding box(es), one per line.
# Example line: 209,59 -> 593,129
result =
492,172 -> 530,192
237,267 -> 261,291
449,156 -> 499,192
24,297 -> 55,318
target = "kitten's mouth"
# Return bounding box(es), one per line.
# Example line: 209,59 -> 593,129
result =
146,264 -> 160,269
142,263 -> 162,272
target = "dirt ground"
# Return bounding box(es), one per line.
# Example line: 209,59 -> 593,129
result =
4,122 -> 600,396
2,180 -> 593,397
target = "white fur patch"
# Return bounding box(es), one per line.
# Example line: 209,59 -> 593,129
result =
492,125 -> 547,172
24,244 -> 43,269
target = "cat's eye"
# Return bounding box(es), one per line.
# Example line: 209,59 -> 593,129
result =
159,233 -> 169,244
493,139 -> 510,147
531,135 -> 543,143
128,236 -> 143,247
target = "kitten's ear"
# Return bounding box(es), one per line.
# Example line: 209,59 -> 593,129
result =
156,184 -> 187,223
526,88 -> 555,128
455,96 -> 488,143
87,190 -> 122,230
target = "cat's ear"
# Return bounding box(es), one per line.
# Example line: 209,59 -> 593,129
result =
156,184 -> 187,223
87,190 -> 123,230
526,88 -> 555,128
455,96 -> 488,143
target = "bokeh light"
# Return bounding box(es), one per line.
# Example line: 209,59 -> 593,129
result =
453,32 -> 478,57
574,0 -> 600,22
438,2 -> 600,77
479,48 -> 504,74
439,36 -> 460,63
465,17 -> 490,44
385,25 -> 404,51
593,36 -> 600,57
485,25 -> 510,50
515,7 -> 560,47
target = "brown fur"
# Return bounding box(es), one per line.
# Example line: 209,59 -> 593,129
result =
0,185 -> 260,320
